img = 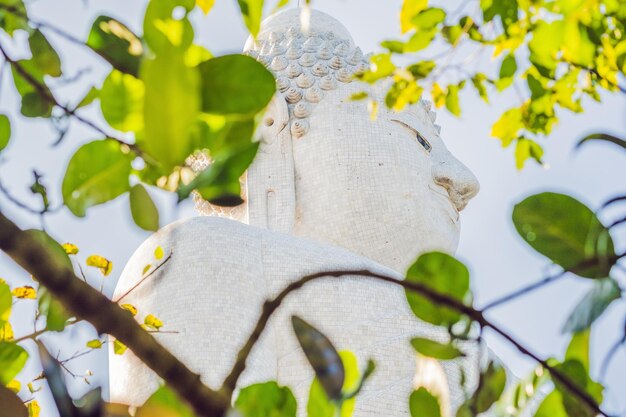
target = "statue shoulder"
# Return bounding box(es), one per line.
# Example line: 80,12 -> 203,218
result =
113,217 -> 265,297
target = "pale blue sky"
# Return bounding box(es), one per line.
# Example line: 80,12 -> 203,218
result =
0,0 -> 624,415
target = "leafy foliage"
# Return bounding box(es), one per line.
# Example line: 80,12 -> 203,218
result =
235,382 -> 297,417
512,192 -> 615,278
371,0 -> 626,167
404,252 -> 471,327
0,1 -> 624,417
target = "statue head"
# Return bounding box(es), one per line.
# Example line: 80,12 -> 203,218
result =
195,8 -> 479,273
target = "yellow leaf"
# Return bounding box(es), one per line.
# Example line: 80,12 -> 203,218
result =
12,286 -> 37,299
113,339 -> 127,355
154,246 -> 164,260
196,0 -> 215,14
120,304 -> 138,316
27,382 -> 40,393
0,321 -> 14,341
144,314 -> 163,330
86,339 -> 103,349
367,100 -> 378,121
142,264 -> 152,275
86,255 -> 113,276
400,0 -> 428,33
28,400 -> 41,417
62,243 -> 79,255
6,379 -> 21,393
431,83 -> 446,108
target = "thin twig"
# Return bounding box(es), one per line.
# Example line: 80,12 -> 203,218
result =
220,267 -> 618,417
0,42 -> 142,156
0,179 -> 43,215
608,215 -> 626,229
481,254 -> 625,311
0,3 -> 86,47
599,334 -> 625,381
114,252 -> 173,303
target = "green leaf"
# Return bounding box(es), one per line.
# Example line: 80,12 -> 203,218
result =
177,124 -> 258,203
307,351 -> 370,417
565,330 -> 590,372
38,287 -> 70,332
62,139 -> 133,217
409,387 -> 441,417
514,138 -> 544,170
404,252 -> 471,327
0,280 -> 10,325
356,53 -> 395,83
0,114 -> 9,152
10,60 -> 54,118
481,0 -> 519,33
491,107 -> 524,147
562,21 -> 596,67
407,61 -> 436,79
576,133 -> 626,151
87,16 -> 143,76
472,361 -> 507,413
471,73 -> 489,103
143,0 -> 194,54
235,382 -> 296,417
292,316 -> 344,401
76,86 -> 100,109
100,70 -> 144,132
562,278 -> 621,333
0,385 -> 28,417
28,30 -> 61,77
136,385 -> 195,417
410,337 -> 464,360
442,24 -> 463,44
307,378 -> 336,417
237,0 -> 264,37
0,0 -> 29,36
553,359 -> 602,417
445,83 -> 461,116
529,21 -> 565,71
512,192 -> 615,278
198,54 -> 275,116
496,54 -> 517,91
400,0 -> 427,33
534,390 -> 568,417
0,342 -> 28,384
129,184 -> 159,232
141,49 -> 200,169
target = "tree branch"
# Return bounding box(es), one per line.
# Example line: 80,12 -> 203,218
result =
480,253 -> 626,312
0,43 -> 144,157
0,210 -> 229,417
221,268 -> 613,417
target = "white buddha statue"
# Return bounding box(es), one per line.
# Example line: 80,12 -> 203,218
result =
109,9 -> 481,416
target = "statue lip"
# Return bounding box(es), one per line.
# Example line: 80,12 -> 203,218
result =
428,184 -> 460,224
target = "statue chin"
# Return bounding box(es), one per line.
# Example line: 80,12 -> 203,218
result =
109,8 -> 482,416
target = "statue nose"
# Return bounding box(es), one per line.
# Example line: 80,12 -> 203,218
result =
431,153 -> 480,212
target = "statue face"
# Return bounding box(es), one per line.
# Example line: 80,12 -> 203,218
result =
290,81 -> 479,272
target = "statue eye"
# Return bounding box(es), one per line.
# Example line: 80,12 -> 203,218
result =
416,132 -> 432,152
391,119 -> 432,153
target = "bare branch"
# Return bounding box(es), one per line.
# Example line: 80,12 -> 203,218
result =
221,268 -> 617,417
0,210 -> 229,417
113,252 -> 173,303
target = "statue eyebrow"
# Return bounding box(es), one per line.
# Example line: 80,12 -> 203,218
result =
390,119 -> 432,153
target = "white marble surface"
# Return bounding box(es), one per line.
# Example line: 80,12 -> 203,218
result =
110,9 -> 484,416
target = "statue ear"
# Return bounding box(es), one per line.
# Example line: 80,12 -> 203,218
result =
257,93 -> 290,145
247,93 -> 296,233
